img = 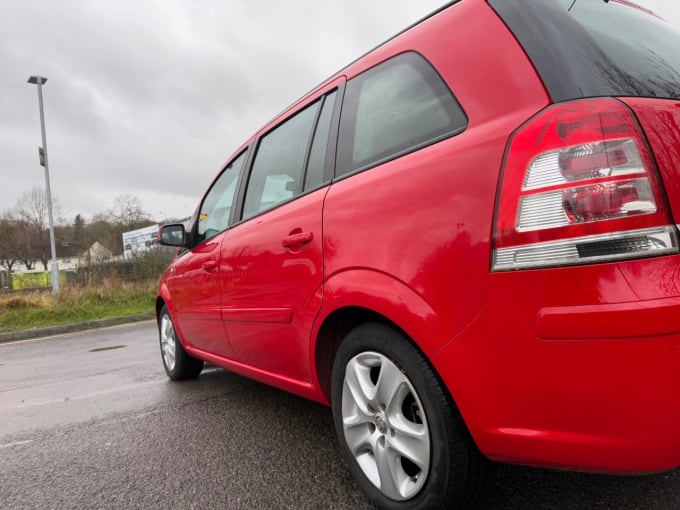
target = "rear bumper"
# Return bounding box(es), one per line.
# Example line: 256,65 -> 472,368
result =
433,256 -> 680,473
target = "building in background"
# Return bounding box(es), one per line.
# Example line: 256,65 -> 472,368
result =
81,241 -> 113,266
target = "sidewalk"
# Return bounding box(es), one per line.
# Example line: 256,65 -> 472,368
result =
0,312 -> 155,344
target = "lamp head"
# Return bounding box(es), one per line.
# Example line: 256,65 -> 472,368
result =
27,75 -> 48,85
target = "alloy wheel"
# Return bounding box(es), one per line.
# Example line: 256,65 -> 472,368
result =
160,314 -> 176,372
341,351 -> 431,501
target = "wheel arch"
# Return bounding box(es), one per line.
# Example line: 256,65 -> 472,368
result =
314,306 -> 394,402
312,268 -> 449,404
154,285 -> 187,348
155,295 -> 166,323
156,281 -> 172,321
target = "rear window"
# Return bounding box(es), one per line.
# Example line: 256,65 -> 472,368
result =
490,0 -> 680,101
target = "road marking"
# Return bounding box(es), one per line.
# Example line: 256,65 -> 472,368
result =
97,409 -> 163,427
0,439 -> 33,449
0,320 -> 155,347
89,345 -> 127,352
2,378 -> 167,410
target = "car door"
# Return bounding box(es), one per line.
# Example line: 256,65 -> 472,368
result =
219,88 -> 340,382
167,150 -> 248,358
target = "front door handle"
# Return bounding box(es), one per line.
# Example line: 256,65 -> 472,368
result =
282,231 -> 314,248
202,260 -> 217,272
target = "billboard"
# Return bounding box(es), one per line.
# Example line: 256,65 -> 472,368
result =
122,224 -> 159,260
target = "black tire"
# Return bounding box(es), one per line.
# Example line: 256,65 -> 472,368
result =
331,322 -> 495,510
158,305 -> 204,381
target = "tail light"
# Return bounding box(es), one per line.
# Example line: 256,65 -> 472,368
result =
492,99 -> 678,271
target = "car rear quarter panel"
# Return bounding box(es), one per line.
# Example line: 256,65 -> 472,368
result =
321,0 -> 550,352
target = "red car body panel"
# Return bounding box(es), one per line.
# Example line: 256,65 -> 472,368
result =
157,0 -> 680,475
433,256 -> 680,472
218,188 -> 327,383
163,236 -> 234,358
621,98 -> 680,223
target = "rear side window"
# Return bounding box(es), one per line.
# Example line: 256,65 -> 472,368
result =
490,0 -> 680,101
337,52 -> 467,176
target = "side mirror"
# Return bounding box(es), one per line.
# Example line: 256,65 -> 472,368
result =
158,224 -> 188,247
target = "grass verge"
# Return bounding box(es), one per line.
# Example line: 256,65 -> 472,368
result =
0,280 -> 157,332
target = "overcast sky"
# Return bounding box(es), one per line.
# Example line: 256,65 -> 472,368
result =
2,0 -> 680,223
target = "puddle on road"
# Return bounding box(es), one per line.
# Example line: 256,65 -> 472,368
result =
89,345 -> 126,353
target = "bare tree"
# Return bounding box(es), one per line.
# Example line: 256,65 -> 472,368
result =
0,212 -> 31,276
16,186 -> 63,228
15,186 -> 63,270
109,194 -> 150,230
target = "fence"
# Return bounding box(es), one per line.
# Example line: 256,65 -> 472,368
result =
76,248 -> 174,285
11,270 -> 74,291
6,248 -> 175,291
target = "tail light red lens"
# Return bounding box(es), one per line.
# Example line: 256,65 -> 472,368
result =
563,179 -> 653,223
493,99 -> 678,271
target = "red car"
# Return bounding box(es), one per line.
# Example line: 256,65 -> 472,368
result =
156,0 -> 680,507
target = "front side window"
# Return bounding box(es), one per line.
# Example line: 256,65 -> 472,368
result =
242,100 -> 321,219
337,52 -> 467,176
197,150 -> 247,243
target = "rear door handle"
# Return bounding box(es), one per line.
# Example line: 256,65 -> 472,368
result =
282,231 -> 314,248
202,260 -> 217,272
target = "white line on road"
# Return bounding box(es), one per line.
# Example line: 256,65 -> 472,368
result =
1,378 -> 167,410
0,439 -> 34,449
0,320 -> 155,347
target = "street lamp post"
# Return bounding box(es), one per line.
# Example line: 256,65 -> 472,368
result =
27,75 -> 59,294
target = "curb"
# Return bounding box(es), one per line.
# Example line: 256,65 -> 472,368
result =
0,312 -> 156,344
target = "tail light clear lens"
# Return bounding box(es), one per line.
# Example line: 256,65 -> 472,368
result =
493,99 -> 678,271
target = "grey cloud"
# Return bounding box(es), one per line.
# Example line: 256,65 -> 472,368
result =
2,0 -> 678,222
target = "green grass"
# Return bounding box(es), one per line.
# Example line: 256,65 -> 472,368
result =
0,280 -> 157,332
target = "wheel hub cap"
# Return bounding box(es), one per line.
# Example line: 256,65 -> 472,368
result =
341,351 -> 430,501
375,412 -> 388,434
160,315 -> 176,371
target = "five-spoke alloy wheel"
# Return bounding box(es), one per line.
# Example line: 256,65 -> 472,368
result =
158,305 -> 204,381
341,351 -> 430,500
331,323 -> 494,509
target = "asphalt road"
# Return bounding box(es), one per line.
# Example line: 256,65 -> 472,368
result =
1,322 -> 679,509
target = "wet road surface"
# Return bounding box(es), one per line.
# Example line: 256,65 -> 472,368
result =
1,322 -> 679,509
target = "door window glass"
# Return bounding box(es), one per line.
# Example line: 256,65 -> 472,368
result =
243,101 -> 321,219
304,91 -> 337,191
197,150 -> 247,243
